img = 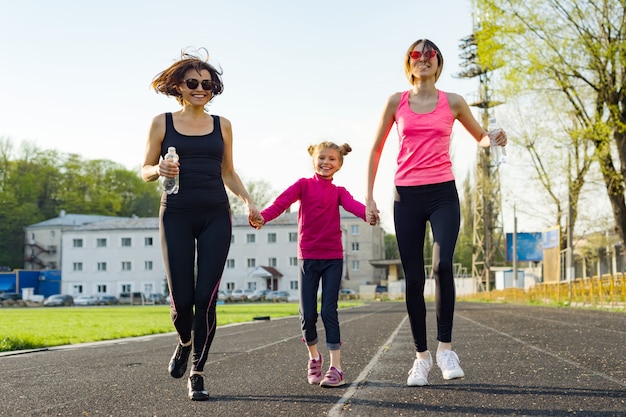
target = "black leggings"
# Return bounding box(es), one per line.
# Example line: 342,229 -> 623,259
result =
160,203 -> 231,372
394,181 -> 460,353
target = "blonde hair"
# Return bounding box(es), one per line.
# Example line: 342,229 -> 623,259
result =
307,141 -> 352,165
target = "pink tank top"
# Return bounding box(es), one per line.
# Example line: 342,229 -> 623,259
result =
394,90 -> 455,186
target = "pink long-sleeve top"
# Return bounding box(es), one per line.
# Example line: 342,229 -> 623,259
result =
260,173 -> 367,260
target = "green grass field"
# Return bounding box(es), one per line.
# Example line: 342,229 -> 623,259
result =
0,302 -> 362,352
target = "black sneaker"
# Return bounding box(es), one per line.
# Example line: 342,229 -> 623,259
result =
168,342 -> 192,378
188,374 -> 209,401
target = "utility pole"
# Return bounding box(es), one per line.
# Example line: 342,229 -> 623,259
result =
457,16 -> 504,293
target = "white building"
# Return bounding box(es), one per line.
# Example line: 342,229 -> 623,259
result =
38,209 -> 386,299
24,210 -> 121,270
61,217 -> 163,297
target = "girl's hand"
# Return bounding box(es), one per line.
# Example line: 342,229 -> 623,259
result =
366,200 -> 380,225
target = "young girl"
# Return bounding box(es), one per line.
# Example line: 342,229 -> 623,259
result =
252,141 -> 375,387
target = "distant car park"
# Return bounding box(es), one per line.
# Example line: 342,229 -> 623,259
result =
43,294 -> 74,307
146,293 -> 166,304
229,289 -> 254,302
74,295 -> 99,306
119,292 -> 144,305
96,295 -> 119,305
265,291 -> 290,302
0,292 -> 22,302
248,289 -> 271,302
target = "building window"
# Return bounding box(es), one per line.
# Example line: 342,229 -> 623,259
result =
290,281 -> 298,290
145,261 -> 153,271
73,284 -> 83,294
289,257 -> 298,266
246,234 -> 256,243
352,260 -> 360,271
122,261 -> 132,271
268,257 -> 277,267
267,233 -> 277,243
121,238 -> 131,247
226,282 -> 235,290
231,234 -> 235,244
73,239 -> 83,248
247,258 -> 256,268
289,232 -> 297,242
97,262 -> 107,271
96,238 -> 107,247
226,259 -> 235,268
351,242 -> 360,252
97,284 -> 107,293
351,225 -> 359,235
144,237 -> 153,247
121,284 -> 131,293
73,262 -> 83,271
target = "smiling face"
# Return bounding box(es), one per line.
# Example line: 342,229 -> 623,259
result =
178,68 -> 214,106
404,39 -> 443,84
313,147 -> 342,179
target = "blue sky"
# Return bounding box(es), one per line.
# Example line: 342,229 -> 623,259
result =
1,0 -> 485,231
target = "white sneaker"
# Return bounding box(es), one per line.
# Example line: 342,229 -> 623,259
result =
436,350 -> 465,380
407,352 -> 432,386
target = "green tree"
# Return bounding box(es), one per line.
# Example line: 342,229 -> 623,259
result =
228,179 -> 276,215
474,0 -> 626,249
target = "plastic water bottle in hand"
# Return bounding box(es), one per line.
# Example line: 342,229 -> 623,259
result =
488,117 -> 507,165
162,146 -> 179,194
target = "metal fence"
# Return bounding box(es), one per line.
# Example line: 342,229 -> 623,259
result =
460,274 -> 626,309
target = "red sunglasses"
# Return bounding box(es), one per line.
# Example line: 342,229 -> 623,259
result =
409,50 -> 437,60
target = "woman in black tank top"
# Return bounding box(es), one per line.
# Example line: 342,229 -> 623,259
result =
141,49 -> 262,401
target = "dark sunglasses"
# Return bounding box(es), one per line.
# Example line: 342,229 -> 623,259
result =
409,50 -> 437,60
184,78 -> 217,91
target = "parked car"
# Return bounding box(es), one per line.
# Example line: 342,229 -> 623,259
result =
375,285 -> 388,294
0,292 -> 22,301
146,293 -> 166,304
248,289 -> 272,302
95,295 -> 119,305
217,290 -> 229,302
265,291 -> 290,302
73,295 -> 99,306
229,289 -> 253,302
43,294 -> 74,307
119,292 -> 144,305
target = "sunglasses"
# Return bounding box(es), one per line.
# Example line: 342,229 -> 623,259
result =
409,50 -> 437,60
184,78 -> 217,91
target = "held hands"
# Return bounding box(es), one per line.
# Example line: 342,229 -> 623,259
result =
247,204 -> 264,229
366,200 -> 380,226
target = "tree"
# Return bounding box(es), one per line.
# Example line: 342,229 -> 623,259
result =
0,138 -> 161,269
474,0 -> 626,249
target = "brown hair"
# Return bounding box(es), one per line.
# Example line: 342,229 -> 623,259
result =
307,141 -> 352,165
151,48 -> 224,105
403,39 -> 444,84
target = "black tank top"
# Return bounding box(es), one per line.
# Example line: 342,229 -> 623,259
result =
160,112 -> 229,211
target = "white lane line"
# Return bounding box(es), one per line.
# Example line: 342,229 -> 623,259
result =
327,315 -> 409,417
458,314 -> 626,388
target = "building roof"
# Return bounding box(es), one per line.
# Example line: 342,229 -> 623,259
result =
70,217 -> 158,231
27,213 -> 122,229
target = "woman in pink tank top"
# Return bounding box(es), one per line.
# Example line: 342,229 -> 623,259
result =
365,39 -> 507,387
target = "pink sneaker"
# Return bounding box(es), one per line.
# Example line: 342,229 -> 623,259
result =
320,366 -> 345,387
307,354 -> 323,384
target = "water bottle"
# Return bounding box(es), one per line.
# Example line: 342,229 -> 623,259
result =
489,117 -> 507,165
162,146 -> 179,194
